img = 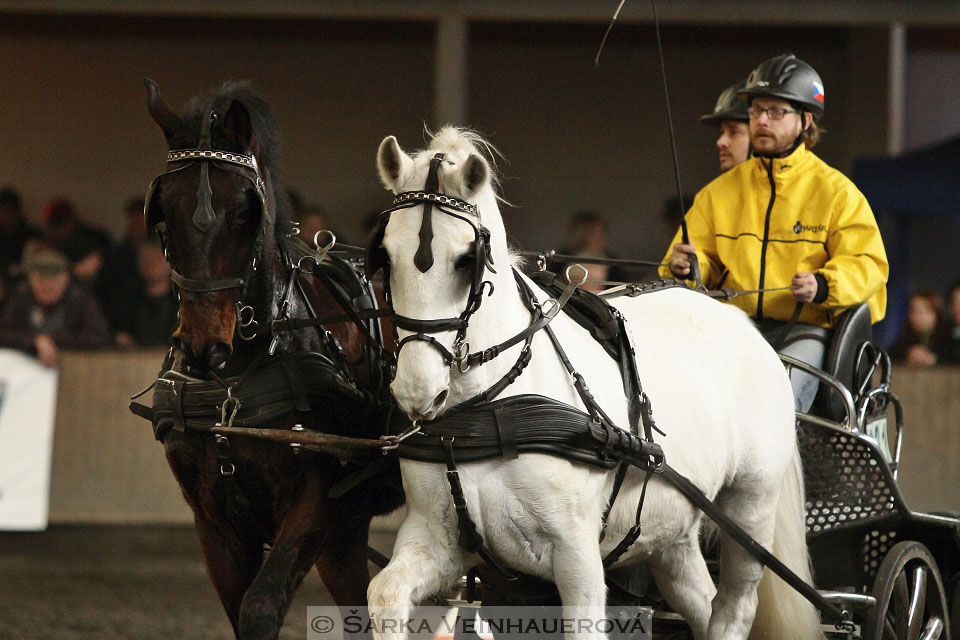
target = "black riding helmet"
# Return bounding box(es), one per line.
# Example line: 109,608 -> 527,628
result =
700,80 -> 750,125
738,53 -> 825,119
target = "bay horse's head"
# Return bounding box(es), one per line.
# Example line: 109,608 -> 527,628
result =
143,79 -> 280,371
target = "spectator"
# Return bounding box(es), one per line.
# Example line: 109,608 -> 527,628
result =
945,280 -> 960,364
549,210 -> 627,291
296,204 -> 331,247
0,187 -> 40,304
889,289 -> 951,366
115,238 -> 178,348
285,187 -> 305,221
0,242 -> 112,366
101,197 -> 148,335
701,80 -> 751,173
41,198 -> 112,291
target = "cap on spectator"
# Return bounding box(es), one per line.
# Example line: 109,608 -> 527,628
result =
42,199 -> 76,226
22,241 -> 69,277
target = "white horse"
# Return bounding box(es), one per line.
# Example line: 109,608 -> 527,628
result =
366,127 -> 822,640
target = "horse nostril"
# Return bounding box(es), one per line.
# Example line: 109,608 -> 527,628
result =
206,342 -> 233,370
431,389 -> 449,412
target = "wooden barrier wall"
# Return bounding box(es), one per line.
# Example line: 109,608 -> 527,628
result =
45,351 -> 959,524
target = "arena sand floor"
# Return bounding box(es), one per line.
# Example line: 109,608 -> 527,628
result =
0,525 -> 396,640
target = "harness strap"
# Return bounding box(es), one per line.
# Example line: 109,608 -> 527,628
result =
282,360 -> 311,412
397,333 -> 457,365
603,469 -> 653,567
170,268 -> 244,293
441,437 -> 517,580
599,462 -> 629,542
271,307 -> 393,334
307,257 -> 397,368
462,270 -> 580,369
494,405 -> 518,461
659,463 -> 848,623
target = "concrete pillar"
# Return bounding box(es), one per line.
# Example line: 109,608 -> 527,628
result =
433,13 -> 468,127
887,22 -> 906,155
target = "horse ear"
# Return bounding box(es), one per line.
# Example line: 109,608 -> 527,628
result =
222,100 -> 253,151
458,153 -> 489,198
144,78 -> 182,142
377,136 -> 413,191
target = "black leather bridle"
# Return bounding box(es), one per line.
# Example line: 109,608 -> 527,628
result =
143,109 -> 271,341
366,152 -> 499,372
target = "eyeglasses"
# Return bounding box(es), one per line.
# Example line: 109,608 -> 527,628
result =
748,106 -> 800,120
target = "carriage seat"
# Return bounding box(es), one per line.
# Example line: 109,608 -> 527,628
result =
810,303 -> 873,423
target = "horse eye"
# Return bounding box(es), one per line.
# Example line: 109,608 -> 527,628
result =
454,253 -> 474,270
230,207 -> 253,224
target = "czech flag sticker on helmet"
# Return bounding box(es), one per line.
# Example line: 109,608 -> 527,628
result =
813,81 -> 825,103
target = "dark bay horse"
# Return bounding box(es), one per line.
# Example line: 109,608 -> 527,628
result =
140,79 -> 403,639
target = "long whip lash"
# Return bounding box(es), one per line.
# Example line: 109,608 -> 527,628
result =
594,0 -> 628,66
595,0 -> 702,289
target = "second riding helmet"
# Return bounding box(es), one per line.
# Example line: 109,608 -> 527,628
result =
700,80 -> 750,125
738,53 -> 825,119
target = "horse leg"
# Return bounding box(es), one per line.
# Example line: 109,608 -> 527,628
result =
551,527 -> 608,640
367,513 -> 461,640
193,513 -> 264,638
705,486 -> 777,640
237,475 -> 330,640
315,515 -> 372,607
647,533 -> 715,639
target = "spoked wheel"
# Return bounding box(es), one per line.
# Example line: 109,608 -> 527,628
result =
864,541 -> 950,640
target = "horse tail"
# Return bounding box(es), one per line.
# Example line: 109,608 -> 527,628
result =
750,445 -> 824,640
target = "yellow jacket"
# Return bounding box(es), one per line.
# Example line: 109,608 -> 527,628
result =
659,144 -> 888,328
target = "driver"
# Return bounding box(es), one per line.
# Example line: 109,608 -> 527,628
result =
701,79 -> 751,173
659,53 -> 888,412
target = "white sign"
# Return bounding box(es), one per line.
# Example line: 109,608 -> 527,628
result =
0,349 -> 59,530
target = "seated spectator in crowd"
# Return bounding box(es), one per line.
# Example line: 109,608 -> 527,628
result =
115,238 -> 178,348
101,197 -> 148,335
285,187 -> 305,221
41,198 -> 112,294
0,187 -> 40,305
0,242 -> 112,366
548,210 -> 626,291
296,204 -> 331,247
947,280 -> 960,364
889,289 -> 951,366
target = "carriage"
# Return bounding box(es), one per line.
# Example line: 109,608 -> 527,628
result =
134,82 -> 959,640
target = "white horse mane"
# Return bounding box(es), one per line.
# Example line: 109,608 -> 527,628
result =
423,125 -> 508,198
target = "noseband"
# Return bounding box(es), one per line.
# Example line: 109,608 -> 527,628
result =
143,108 -> 271,341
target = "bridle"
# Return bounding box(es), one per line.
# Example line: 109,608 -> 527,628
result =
143,108 -> 271,341
366,152 -> 499,373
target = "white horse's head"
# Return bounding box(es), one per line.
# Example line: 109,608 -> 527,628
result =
374,128 -> 506,421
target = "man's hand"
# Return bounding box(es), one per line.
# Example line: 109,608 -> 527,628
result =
791,272 -> 819,303
668,243 -> 696,278
34,334 -> 59,367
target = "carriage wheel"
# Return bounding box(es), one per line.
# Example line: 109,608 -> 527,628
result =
864,541 -> 950,640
